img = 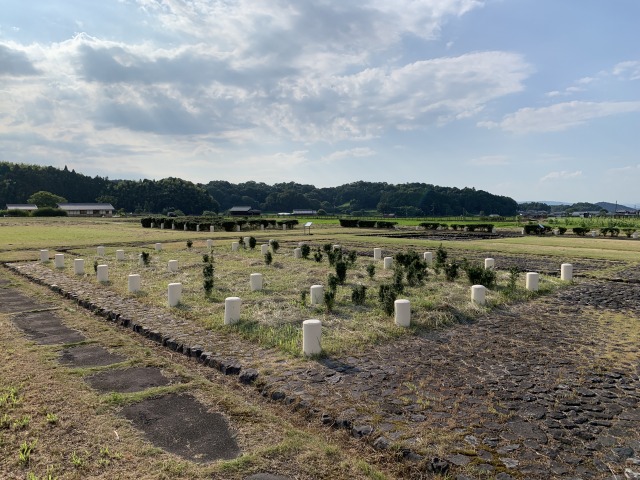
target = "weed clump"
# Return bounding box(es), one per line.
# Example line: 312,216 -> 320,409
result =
351,285 -> 367,305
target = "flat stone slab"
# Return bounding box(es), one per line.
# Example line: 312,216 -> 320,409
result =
59,344 -> 127,367
120,394 -> 240,462
85,367 -> 171,393
12,311 -> 86,345
0,288 -> 51,313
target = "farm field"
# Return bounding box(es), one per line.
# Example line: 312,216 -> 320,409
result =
1,217 -> 640,479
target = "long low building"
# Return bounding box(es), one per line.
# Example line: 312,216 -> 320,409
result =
5,204 -> 38,212
57,203 -> 115,217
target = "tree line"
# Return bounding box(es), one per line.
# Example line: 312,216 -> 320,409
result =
0,162 -> 518,216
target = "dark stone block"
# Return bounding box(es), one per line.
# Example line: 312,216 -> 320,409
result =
239,368 -> 258,385
352,425 -> 373,438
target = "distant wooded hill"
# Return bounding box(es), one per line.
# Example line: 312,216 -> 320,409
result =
0,162 -> 518,216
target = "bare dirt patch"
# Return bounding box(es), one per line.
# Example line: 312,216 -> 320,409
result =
12,310 -> 86,344
119,393 -> 241,462
85,366 -> 173,393
59,344 -> 127,367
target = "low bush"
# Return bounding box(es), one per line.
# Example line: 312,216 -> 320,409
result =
378,284 -> 397,316
339,218 -> 359,228
264,251 -> 273,265
1,209 -> 30,217
464,262 -> 496,288
357,220 -> 376,228
32,207 -> 67,217
301,244 -> 311,259
351,285 -> 367,305
366,263 -> 376,279
375,221 -> 397,229
443,262 -> 460,281
572,227 -> 588,236
524,224 -> 551,235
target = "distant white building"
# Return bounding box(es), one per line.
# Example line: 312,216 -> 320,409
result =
57,203 -> 115,217
5,204 -> 38,212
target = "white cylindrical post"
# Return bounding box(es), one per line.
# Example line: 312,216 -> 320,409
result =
471,285 -> 486,305
39,249 -> 49,262
155,243 -> 162,251
168,260 -> 178,272
383,257 -> 393,270
231,241 -> 239,251
294,247 -> 302,259
172,224 -> 176,230
168,282 -> 182,307
302,319 -> 322,356
632,232 -> 638,239
333,244 -> 341,251
54,253 -> 64,269
261,224 -> 265,231
310,285 -> 324,305
561,263 -> 573,281
484,258 -> 495,270
261,244 -> 269,255
128,274 -> 141,293
151,222 -> 155,228
394,299 -> 411,327
210,225 -> 214,233
521,228 -> 526,235
161,223 -> 165,230
74,259 -> 84,275
282,223 -> 287,231
116,249 -> 125,261
526,272 -> 539,291
196,225 -> 200,232
423,252 -> 433,265
250,273 -> 263,291
97,246 -> 105,257
206,239 -> 213,248
97,265 -> 108,282
243,236 -> 250,246
373,248 -> 382,260
184,224 -> 187,231
224,297 -> 241,325
236,225 -> 241,232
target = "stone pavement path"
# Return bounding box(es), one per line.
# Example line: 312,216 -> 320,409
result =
6,262 -> 640,479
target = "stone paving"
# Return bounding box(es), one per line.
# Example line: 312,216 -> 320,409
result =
5,261 -> 640,479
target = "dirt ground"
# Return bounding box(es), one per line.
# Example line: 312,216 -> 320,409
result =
3,253 -> 640,479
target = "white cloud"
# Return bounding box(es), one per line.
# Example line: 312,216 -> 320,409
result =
323,147 -> 376,163
484,101 -> 640,133
612,61 -> 640,81
540,170 -> 582,182
467,155 -> 509,166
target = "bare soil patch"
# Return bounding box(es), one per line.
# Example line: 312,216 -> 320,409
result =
85,366 -> 173,393
59,343 -> 127,367
119,393 -> 241,462
12,310 -> 86,344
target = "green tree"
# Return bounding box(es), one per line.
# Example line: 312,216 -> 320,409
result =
27,191 -> 67,208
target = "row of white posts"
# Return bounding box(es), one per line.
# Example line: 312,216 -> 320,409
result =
38,246 -> 575,356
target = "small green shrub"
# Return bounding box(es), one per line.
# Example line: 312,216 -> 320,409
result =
351,285 -> 367,305
327,273 -> 339,292
324,290 -> 335,312
366,263 -> 375,279
186,239 -> 193,249
270,240 -> 280,253
464,262 -> 496,288
301,244 -> 311,259
313,250 -> 323,262
248,236 -> 257,249
378,284 -> 397,316
435,244 -> 448,269
443,262 -> 460,281
505,266 -> 520,293
264,251 -> 273,265
572,227 -> 588,236
140,251 -> 150,266
203,256 -> 214,296
335,260 -> 348,284
93,260 -> 98,273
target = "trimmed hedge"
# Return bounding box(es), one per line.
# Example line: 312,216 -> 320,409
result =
524,224 -> 552,235
32,208 -> 68,217
572,227 -> 589,236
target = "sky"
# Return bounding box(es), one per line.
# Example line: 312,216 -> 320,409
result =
1,1 -> 639,205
